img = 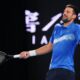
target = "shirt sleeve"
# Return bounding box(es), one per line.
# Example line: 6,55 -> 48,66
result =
49,23 -> 62,44
49,31 -> 54,43
76,24 -> 80,44
49,25 -> 57,43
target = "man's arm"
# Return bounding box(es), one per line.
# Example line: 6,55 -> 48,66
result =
36,42 -> 53,55
19,42 -> 53,59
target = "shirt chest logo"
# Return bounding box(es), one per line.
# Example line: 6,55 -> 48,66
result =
53,34 -> 75,44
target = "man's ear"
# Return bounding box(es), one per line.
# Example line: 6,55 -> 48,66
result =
73,14 -> 77,19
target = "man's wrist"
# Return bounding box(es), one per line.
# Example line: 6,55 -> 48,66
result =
28,50 -> 37,57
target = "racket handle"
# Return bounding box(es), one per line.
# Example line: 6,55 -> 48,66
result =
13,54 -> 20,58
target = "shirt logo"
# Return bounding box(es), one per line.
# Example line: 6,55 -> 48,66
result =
54,34 -> 75,44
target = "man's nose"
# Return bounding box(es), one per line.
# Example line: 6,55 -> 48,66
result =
63,11 -> 67,15
63,13 -> 66,16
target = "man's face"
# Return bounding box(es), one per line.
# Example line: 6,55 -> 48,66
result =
62,7 -> 76,23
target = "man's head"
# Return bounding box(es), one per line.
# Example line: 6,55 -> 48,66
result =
62,4 -> 78,23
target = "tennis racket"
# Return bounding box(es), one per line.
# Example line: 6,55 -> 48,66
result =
0,51 -> 20,65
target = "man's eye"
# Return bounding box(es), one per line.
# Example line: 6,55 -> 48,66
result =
66,11 -> 70,13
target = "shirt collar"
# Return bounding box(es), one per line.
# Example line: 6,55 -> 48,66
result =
62,22 -> 74,29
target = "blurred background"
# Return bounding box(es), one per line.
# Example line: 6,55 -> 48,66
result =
0,0 -> 80,80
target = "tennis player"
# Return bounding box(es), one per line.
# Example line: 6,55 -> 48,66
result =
20,4 -> 80,80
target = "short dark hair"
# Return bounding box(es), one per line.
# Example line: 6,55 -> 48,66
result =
65,4 -> 78,15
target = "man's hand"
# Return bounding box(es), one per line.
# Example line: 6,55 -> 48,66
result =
19,51 -> 30,59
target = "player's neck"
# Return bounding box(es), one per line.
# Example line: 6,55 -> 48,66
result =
63,20 -> 73,27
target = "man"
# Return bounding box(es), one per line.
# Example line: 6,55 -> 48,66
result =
19,4 -> 80,80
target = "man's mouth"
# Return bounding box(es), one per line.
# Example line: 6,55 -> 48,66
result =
62,15 -> 69,23
63,15 -> 67,19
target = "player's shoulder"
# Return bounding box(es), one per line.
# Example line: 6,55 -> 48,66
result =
54,23 -> 62,28
75,23 -> 80,27
74,23 -> 80,29
73,23 -> 80,32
